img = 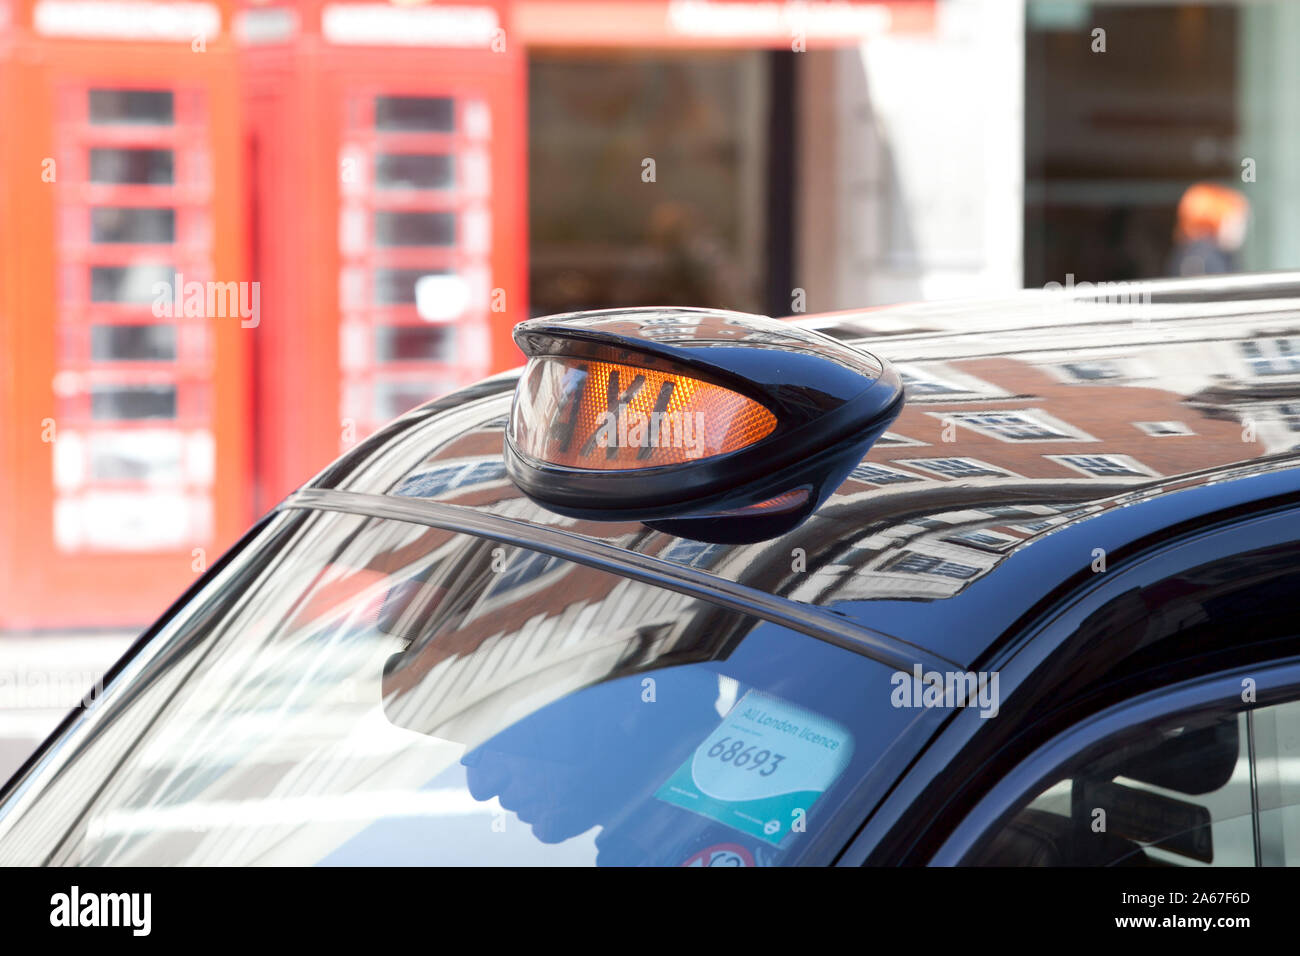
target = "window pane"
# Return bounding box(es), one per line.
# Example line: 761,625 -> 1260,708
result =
528,54 -> 769,315
374,153 -> 454,190
88,431 -> 183,482
1061,361 -> 1121,381
0,512 -> 910,866
88,148 -> 174,185
970,710 -> 1254,866
91,385 -> 177,420
373,268 -> 446,305
373,211 -> 455,247
373,381 -> 440,420
954,412 -> 1074,441
393,459 -> 506,498
1253,700 -> 1300,866
882,552 -> 979,579
91,324 -> 176,361
374,95 -> 454,132
374,325 -> 455,363
850,463 -> 921,485
89,89 -> 174,125
90,265 -> 174,304
91,207 -> 176,244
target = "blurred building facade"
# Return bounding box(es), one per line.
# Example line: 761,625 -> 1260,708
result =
0,0 -> 1297,628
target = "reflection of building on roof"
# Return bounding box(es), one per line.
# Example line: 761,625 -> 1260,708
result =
394,457 -> 507,498
850,462 -> 924,485
896,457 -> 1019,480
934,409 -> 1095,442
769,499 -> 1073,604
866,330 -> 1278,481
354,295 -> 1300,611
894,362 -> 1013,402
1048,454 -> 1159,478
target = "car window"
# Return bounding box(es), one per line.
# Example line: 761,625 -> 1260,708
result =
0,508 -> 914,867
967,698 -> 1300,866
1253,699 -> 1300,866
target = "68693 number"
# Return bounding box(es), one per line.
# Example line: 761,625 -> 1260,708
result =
705,737 -> 786,776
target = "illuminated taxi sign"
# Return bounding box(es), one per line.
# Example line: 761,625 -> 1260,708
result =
511,356 -> 777,470
504,307 -> 904,541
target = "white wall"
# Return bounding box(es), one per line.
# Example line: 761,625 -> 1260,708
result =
799,0 -> 1024,312
1239,1 -> 1300,274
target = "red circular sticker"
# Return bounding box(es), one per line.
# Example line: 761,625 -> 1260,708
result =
680,843 -> 756,867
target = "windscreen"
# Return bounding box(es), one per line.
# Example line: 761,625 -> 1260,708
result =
0,508 -> 914,866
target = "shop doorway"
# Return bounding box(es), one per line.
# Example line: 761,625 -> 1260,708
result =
528,50 -> 797,319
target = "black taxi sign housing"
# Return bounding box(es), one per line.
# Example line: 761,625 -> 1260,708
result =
504,307 -> 904,541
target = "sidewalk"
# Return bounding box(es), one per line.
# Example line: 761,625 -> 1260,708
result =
0,631 -> 137,784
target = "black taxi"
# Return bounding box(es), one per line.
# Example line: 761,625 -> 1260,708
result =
4,272 -> 1300,867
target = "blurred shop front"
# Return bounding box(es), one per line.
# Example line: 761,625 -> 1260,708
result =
1024,0 -> 1300,285
524,0 -> 1017,314
522,1 -> 929,319
0,0 -> 937,629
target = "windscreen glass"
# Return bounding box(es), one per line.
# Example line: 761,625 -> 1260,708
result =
0,509 -> 913,866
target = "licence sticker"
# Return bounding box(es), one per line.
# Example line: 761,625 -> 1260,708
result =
655,690 -> 853,846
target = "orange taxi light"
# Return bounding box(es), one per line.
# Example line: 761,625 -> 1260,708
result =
510,356 -> 778,471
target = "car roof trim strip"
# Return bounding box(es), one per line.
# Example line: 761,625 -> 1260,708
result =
282,488 -> 960,673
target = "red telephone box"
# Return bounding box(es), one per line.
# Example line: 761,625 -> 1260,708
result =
0,0 -> 524,628
2,0 -> 926,631
0,0 -> 250,628
240,0 -> 526,511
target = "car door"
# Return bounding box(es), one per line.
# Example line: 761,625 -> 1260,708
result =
933,664 -> 1300,866
836,501 -> 1300,865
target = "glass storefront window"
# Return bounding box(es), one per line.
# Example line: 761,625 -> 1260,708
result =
374,153 -> 454,191
374,95 -> 454,133
90,385 -> 178,421
91,207 -> 176,244
88,148 -> 174,185
91,324 -> 176,362
88,89 -> 174,125
373,210 -> 455,247
374,325 -> 455,363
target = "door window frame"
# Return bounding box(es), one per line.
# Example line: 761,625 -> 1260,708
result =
835,501 -> 1300,865
929,659 -> 1300,865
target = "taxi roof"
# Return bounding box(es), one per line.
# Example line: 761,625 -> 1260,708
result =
298,272 -> 1300,670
